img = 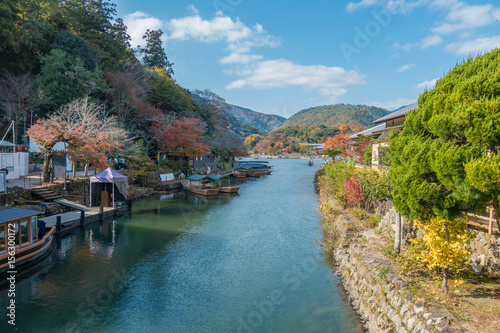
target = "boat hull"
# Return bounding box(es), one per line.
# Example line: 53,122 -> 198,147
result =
219,186 -> 240,193
182,181 -> 219,196
0,226 -> 55,275
232,170 -> 247,178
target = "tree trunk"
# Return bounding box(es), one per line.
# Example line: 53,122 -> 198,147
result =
84,162 -> 89,177
72,163 -> 76,178
442,223 -> 450,294
442,267 -> 449,294
394,213 -> 401,254
492,200 -> 500,233
42,152 -> 52,183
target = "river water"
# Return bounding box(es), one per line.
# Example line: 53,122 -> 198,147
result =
0,159 -> 362,333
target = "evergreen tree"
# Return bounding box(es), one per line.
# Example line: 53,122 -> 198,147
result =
139,29 -> 174,77
389,48 -> 500,230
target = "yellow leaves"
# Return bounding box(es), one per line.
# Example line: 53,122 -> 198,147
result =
407,217 -> 474,273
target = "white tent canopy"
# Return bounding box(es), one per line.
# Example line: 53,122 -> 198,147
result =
89,167 -> 128,207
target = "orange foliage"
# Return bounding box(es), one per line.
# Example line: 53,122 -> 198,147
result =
151,117 -> 209,158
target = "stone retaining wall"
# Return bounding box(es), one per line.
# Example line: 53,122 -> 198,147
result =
334,232 -> 461,332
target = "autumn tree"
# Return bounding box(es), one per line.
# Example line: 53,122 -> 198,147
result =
324,125 -> 352,158
408,218 -> 473,293
27,115 -> 68,182
58,97 -> 128,176
151,116 -> 208,158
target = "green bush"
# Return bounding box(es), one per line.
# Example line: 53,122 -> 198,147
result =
159,159 -> 181,171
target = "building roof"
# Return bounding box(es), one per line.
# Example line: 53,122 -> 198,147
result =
349,123 -> 386,140
0,206 -> 42,224
373,103 -> 418,124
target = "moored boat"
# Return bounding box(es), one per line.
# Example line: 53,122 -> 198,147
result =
182,180 -> 219,196
206,174 -> 240,193
0,207 -> 55,275
232,169 -> 247,178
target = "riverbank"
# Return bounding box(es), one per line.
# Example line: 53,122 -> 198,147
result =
315,166 -> 500,333
249,153 -> 323,160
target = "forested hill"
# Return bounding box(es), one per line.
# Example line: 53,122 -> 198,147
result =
227,105 -> 286,133
0,0 -> 257,158
283,104 -> 390,128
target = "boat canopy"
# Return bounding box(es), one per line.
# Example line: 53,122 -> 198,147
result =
206,174 -> 232,181
185,174 -> 208,182
239,161 -> 269,164
243,164 -> 267,169
0,206 -> 41,224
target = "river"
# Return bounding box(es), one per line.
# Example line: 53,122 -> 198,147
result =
0,159 -> 362,333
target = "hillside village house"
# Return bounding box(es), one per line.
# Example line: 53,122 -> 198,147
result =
349,103 -> 418,168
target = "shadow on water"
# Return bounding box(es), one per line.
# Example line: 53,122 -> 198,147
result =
0,159 -> 362,333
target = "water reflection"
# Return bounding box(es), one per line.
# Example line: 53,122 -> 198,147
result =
0,159 -> 362,333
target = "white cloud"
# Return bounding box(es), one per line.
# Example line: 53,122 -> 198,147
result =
167,15 -> 253,43
124,12 -> 164,48
432,2 -> 500,35
226,59 -> 366,100
220,53 -> 263,64
187,4 -> 199,15
416,78 -> 438,89
445,35 -> 500,55
396,64 -> 415,72
346,0 -> 379,12
165,13 -> 279,64
420,34 -> 443,48
370,98 -> 417,111
126,11 -> 279,65
393,34 -> 443,52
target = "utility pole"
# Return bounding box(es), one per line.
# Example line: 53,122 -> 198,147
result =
12,120 -> 16,153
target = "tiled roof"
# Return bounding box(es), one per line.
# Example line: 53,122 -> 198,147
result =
373,103 -> 418,124
349,123 -> 386,139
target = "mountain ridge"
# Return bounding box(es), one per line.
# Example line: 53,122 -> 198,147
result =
227,105 -> 286,133
282,104 -> 390,128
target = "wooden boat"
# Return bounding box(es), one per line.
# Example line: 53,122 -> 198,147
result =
232,169 -> 247,178
206,174 -> 240,193
0,207 -> 55,275
218,185 -> 240,193
182,180 -> 219,196
246,169 -> 260,177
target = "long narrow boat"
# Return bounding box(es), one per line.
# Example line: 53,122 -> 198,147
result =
206,174 -> 240,193
182,180 -> 219,196
182,174 -> 220,196
0,207 -> 55,275
232,169 -> 247,178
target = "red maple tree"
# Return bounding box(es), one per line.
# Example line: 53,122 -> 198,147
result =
27,116 -> 68,182
151,117 -> 209,158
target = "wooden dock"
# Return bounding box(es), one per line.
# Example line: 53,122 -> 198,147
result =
41,201 -> 129,234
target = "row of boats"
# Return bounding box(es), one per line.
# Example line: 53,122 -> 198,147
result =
182,161 -> 272,196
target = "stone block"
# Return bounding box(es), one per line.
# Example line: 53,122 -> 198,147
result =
414,302 -> 425,314
391,295 -> 403,309
400,303 -> 411,318
406,315 -> 418,331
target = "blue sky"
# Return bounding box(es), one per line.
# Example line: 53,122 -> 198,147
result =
115,0 -> 500,118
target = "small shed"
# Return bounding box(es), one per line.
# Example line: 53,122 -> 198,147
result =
89,167 -> 128,207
